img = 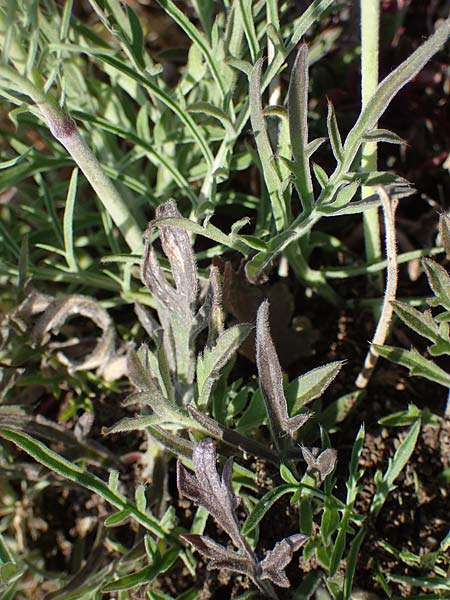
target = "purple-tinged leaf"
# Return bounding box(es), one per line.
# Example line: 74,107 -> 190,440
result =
301,447 -> 337,482
177,440 -> 246,552
260,533 -> 308,587
256,300 -> 311,446
181,535 -> 257,579
155,200 -> 197,308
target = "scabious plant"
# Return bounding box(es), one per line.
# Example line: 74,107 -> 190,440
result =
106,200 -> 342,469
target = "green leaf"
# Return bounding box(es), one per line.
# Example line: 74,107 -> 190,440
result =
63,167 -> 78,272
0,429 -> 164,536
236,388 -> 267,433
241,485 -> 296,536
439,212 -> 450,258
188,101 -> 234,137
371,420 -> 421,516
197,324 -> 252,407
361,128 -> 405,144
103,548 -> 179,591
391,301 -> 441,345
249,59 -> 286,230
312,162 -> 328,189
155,0 -> 226,98
342,17 -> 450,173
126,4 -> 145,68
238,0 -> 259,63
423,258 -> 450,311
287,361 -> 344,415
288,44 -> 314,211
279,464 -> 299,485
374,344 -> 450,388
104,509 -> 131,527
326,100 -> 343,164
342,527 -> 366,600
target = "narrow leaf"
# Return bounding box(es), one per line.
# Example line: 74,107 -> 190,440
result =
361,128 -> 405,144
371,420 -> 421,516
197,324 -> 252,407
374,344 -> 450,388
287,361 -> 344,414
256,301 -> 311,446
242,485 -> 296,536
343,17 -> 450,171
288,44 -> 314,211
326,100 -> 343,163
63,167 -> 78,272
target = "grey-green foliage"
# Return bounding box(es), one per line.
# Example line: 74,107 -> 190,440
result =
106,200 -> 342,468
244,19 -> 450,283
376,215 -> 450,411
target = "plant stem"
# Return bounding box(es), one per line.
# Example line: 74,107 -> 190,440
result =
0,66 -> 143,253
360,0 -> 381,285
355,187 -> 399,388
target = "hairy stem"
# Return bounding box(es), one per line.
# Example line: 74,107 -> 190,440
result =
356,187 -> 399,388
0,65 -> 143,252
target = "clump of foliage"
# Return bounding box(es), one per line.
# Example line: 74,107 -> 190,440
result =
0,0 -> 449,598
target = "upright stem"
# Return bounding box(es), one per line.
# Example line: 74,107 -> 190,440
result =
360,0 -> 381,282
0,65 -> 143,253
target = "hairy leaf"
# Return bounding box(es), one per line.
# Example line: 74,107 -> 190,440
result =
180,534 -> 257,578
300,446 -> 337,482
374,344 -> 450,388
423,258 -> 450,312
256,300 -> 310,447
391,302 -> 440,345
287,361 -> 344,414
326,100 -> 343,164
260,534 -> 308,587
177,439 -> 246,552
288,43 -> 314,211
197,324 -> 252,407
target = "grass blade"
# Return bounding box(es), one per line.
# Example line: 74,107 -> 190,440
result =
63,167 -> 78,272
0,429 -> 166,537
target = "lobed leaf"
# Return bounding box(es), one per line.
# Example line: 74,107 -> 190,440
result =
391,301 -> 440,345
260,534 -> 308,588
177,439 -> 246,552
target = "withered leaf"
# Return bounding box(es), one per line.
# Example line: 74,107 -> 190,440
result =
178,441 -> 306,598
31,294 -> 115,373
